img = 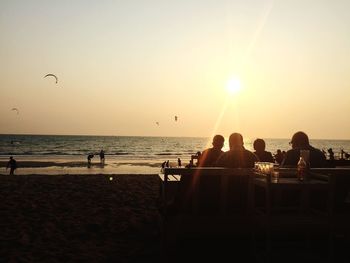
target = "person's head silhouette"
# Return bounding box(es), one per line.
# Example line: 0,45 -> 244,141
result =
212,135 -> 224,150
253,138 -> 266,153
229,133 -> 244,150
290,131 -> 309,149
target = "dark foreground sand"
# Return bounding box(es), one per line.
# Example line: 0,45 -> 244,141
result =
0,174 -> 163,263
0,174 -> 347,263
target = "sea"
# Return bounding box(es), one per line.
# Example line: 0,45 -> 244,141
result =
0,134 -> 349,175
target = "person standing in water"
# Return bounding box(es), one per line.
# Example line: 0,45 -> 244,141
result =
177,158 -> 182,167
99,149 -> 105,164
6,156 -> 17,175
87,154 -> 94,166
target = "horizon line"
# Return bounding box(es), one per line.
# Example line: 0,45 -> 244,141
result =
1,133 -> 349,141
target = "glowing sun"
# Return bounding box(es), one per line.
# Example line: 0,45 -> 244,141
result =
226,77 -> 241,95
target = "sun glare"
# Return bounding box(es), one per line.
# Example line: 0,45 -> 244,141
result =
226,77 -> 241,95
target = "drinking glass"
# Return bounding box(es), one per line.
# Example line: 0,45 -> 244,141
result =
272,168 -> 279,182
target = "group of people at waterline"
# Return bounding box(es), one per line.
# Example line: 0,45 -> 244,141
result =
87,149 -> 105,167
5,149 -> 106,175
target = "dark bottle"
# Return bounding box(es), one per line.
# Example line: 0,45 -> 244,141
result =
297,156 -> 306,181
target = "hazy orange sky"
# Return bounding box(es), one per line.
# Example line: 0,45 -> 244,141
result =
1,0 -> 349,139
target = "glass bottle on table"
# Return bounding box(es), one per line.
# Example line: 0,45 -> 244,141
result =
297,156 -> 307,181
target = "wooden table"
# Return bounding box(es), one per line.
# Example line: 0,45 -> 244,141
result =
253,171 -> 329,214
158,167 -> 252,206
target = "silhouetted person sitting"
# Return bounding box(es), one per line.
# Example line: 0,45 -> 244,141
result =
281,131 -> 327,168
215,133 -> 258,168
6,156 -> 17,175
197,134 -> 225,167
328,148 -> 335,161
343,150 -> 350,159
253,138 -> 274,163
346,152 -> 350,159
185,159 -> 195,168
274,149 -> 284,164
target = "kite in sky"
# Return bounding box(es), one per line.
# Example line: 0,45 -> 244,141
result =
174,116 -> 178,121
44,73 -> 58,84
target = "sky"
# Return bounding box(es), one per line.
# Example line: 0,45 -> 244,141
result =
1,0 -> 349,139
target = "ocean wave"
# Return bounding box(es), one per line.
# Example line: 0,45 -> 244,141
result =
1,135 -> 349,161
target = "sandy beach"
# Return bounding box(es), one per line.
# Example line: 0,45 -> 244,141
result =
0,172 -> 348,263
0,174 -> 163,263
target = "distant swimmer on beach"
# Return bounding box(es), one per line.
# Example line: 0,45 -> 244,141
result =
87,154 -> 94,166
6,156 -> 17,175
99,149 -> 105,164
177,158 -> 182,167
253,138 -> 274,163
197,134 -> 225,167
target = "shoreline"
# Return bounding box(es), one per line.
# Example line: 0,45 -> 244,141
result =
0,156 -> 185,175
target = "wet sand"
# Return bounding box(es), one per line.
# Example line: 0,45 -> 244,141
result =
0,174 -> 163,262
0,158 -> 181,175
0,161 -> 163,169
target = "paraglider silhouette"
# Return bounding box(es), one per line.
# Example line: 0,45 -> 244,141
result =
11,108 -> 19,115
44,74 -> 58,84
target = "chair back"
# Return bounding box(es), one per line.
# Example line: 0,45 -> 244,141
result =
330,170 -> 350,214
172,168 -> 253,216
309,168 -> 350,215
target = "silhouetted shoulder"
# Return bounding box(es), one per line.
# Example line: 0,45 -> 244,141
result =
198,148 -> 224,167
215,149 -> 258,168
281,149 -> 299,167
214,151 -> 229,167
255,151 -> 274,162
245,149 -> 259,164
